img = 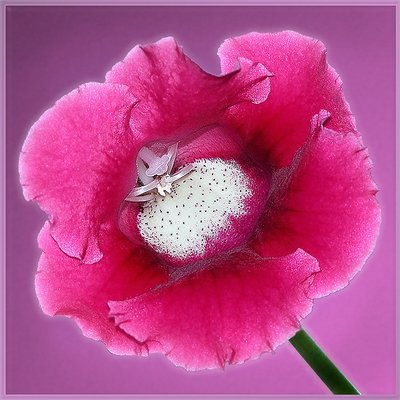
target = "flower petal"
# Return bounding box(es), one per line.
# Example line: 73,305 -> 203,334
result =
252,110 -> 381,298
174,125 -> 269,169
105,37 -> 271,142
218,31 -> 356,167
35,222 -> 168,355
19,83 -> 139,263
108,249 -> 318,370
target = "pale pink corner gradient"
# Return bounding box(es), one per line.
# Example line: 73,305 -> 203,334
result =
3,2 -> 398,398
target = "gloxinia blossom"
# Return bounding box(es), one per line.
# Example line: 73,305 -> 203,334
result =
20,31 -> 380,370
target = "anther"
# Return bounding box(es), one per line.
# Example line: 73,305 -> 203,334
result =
125,143 -> 193,203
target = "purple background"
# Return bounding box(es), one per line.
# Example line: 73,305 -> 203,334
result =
6,5 -> 396,395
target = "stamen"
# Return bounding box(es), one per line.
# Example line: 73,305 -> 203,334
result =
168,164 -> 193,182
138,147 -> 170,177
131,180 -> 159,197
166,143 -> 178,175
125,192 -> 156,203
136,157 -> 153,185
126,143 -> 193,203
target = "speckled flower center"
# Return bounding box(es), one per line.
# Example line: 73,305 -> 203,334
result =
137,158 -> 252,260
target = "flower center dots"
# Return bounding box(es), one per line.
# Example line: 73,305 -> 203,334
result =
137,159 -> 252,262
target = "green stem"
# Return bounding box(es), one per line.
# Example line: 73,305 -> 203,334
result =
289,328 -> 360,395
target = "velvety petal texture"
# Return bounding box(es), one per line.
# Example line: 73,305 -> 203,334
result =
218,31 -> 357,167
36,223 -> 167,355
20,32 -> 381,371
20,83 -> 139,263
109,249 -> 318,370
252,111 -> 381,297
106,37 -> 271,142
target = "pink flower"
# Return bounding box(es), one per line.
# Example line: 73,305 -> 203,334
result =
19,31 -> 380,370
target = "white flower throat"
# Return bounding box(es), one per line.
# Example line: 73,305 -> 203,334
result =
126,145 -> 253,262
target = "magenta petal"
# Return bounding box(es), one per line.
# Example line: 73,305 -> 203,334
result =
106,37 -> 271,141
36,223 -> 167,355
253,110 -> 381,298
109,249 -> 318,370
19,83 -> 139,263
218,31 -> 356,167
